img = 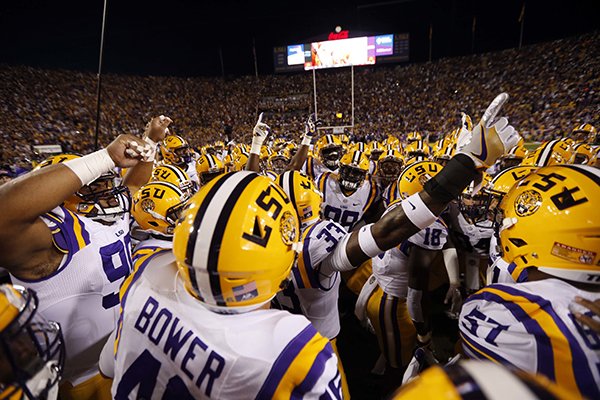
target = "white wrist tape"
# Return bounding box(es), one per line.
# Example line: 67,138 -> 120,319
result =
301,135 -> 312,146
357,224 -> 384,258
401,193 -> 437,230
64,149 -> 116,186
442,247 -> 460,284
142,137 -> 158,162
250,138 -> 264,155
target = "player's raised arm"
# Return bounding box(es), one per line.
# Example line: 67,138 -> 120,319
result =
324,94 -> 520,270
246,112 -> 270,172
122,115 -> 171,194
286,113 -> 321,171
0,133 -> 149,275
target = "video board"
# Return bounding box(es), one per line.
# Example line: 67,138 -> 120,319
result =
274,33 -> 409,73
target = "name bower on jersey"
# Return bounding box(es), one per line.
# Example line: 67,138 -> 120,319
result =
113,252 -> 342,399
459,280 -> 600,399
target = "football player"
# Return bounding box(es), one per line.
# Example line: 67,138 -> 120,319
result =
459,165 -> 600,399
318,150 -> 379,232
0,116 -> 169,399
196,153 -> 225,186
107,173 -> 343,399
160,134 -> 200,185
0,284 -> 65,400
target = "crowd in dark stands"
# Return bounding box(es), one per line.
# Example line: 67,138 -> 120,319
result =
0,32 -> 597,172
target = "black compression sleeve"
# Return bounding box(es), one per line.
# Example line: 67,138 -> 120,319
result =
424,154 -> 480,202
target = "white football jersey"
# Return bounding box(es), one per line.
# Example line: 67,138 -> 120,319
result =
372,220 -> 448,298
112,251 -> 342,399
456,213 -> 493,254
460,280 -> 600,399
274,219 -> 348,339
184,160 -> 199,185
11,206 -> 133,385
318,172 -> 378,231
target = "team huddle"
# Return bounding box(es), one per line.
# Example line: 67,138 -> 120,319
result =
0,93 -> 598,399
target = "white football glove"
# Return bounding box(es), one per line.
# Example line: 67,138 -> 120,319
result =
251,112 -> 270,154
302,114 -> 321,146
457,93 -> 521,168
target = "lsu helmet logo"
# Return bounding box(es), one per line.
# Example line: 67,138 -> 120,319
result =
514,190 -> 542,217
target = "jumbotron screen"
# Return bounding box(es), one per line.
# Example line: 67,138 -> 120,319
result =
274,33 -> 409,73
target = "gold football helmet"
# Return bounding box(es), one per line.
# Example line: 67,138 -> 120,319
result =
397,160 -> 442,199
391,360 -> 570,400
377,149 -> 404,186
569,143 -> 594,165
132,181 -> 190,236
433,136 -> 456,166
267,151 -> 291,176
406,131 -> 422,143
36,154 -> 130,223
480,165 -> 537,226
368,141 -> 385,160
173,172 -> 299,312
152,164 -> 196,196
572,123 -> 597,145
278,171 -> 322,229
498,165 -> 600,284
404,140 -> 430,160
160,135 -> 193,167
521,140 -> 571,167
196,154 -> 225,185
0,285 -> 65,400
315,135 -> 344,170
338,150 -> 370,192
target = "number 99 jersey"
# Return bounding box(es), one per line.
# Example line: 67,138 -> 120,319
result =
318,171 -> 378,231
10,205 -> 132,386
459,280 -> 600,399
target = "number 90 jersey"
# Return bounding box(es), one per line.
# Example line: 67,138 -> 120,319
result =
318,171 -> 378,231
459,280 -> 600,399
10,205 -> 133,386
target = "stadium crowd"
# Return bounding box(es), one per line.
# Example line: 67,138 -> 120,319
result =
0,30 -> 598,400
1,32 -> 598,173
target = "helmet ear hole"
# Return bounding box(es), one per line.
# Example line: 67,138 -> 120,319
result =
508,238 -> 528,247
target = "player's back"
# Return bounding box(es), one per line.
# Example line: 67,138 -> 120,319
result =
460,279 -> 600,399
11,206 -> 132,385
114,252 -> 341,400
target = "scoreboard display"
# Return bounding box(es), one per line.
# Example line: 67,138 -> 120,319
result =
274,33 -> 409,73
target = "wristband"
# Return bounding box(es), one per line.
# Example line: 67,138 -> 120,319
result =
64,149 -> 116,186
142,136 -> 158,162
301,135 -> 312,146
357,224 -> 384,258
250,137 -> 264,155
401,193 -> 437,230
423,154 -> 479,203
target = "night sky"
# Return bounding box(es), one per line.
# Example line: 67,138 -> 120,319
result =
1,0 -> 598,77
